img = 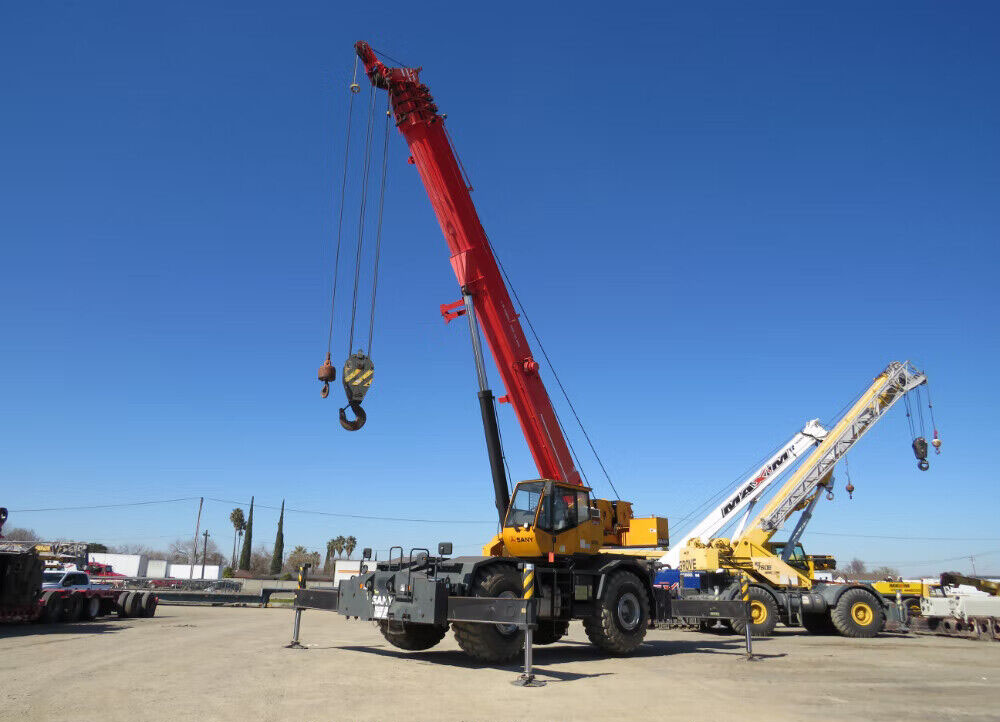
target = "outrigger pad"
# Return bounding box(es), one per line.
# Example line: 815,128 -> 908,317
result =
342,352 -> 374,406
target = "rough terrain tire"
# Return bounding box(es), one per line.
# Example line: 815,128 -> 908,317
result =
904,597 -> 922,618
583,570 -> 649,655
533,620 -> 570,645
117,592 -> 133,618
452,563 -> 523,663
40,592 -> 63,624
801,611 -> 836,635
63,593 -> 84,622
377,621 -> 448,651
82,595 -> 100,621
831,588 -> 885,638
730,587 -> 779,637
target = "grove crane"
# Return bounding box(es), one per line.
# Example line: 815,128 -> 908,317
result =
679,361 -> 934,638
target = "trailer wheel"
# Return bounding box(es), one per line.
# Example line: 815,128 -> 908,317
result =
40,591 -> 64,624
730,587 -> 779,637
533,620 -> 570,645
82,595 -> 100,621
126,592 -> 144,617
63,593 -> 84,622
452,563 -> 524,663
377,621 -> 448,651
584,570 -> 649,655
801,611 -> 836,635
117,592 -> 132,617
831,588 -> 885,638
140,593 -> 157,618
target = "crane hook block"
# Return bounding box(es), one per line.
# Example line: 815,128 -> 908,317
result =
339,351 -> 374,431
318,353 -> 336,399
912,437 -> 930,471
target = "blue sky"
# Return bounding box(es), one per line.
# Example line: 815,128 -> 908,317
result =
1,2 -> 997,577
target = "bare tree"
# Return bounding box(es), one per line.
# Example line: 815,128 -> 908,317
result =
2,527 -> 40,541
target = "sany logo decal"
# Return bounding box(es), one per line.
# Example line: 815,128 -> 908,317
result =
721,450 -> 792,517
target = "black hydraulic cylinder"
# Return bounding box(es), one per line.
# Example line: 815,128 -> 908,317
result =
478,389 -> 510,523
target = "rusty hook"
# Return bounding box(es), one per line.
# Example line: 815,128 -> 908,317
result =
339,402 -> 367,431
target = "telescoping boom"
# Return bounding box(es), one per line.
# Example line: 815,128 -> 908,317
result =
660,419 -> 827,569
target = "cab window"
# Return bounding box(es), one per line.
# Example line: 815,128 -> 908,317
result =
504,482 -> 545,528
538,487 -> 589,533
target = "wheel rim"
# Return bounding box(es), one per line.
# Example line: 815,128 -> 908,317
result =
750,600 -> 768,625
616,591 -> 641,631
494,591 -> 519,636
851,602 -> 874,626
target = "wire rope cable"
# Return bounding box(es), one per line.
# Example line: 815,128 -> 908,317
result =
325,55 -> 361,355
366,94 -> 391,357
346,84 -> 378,355
484,235 -> 621,500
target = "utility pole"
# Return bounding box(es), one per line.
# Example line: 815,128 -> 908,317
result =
191,496 -> 204,580
201,530 -> 210,580
970,555 -> 977,576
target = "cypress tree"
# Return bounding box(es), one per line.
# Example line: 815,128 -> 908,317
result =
238,496 -> 254,571
269,499 -> 285,575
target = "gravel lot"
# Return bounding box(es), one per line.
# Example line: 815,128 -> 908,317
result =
2,605 -> 998,722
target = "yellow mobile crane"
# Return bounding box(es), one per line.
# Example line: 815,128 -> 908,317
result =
679,361 -> 936,637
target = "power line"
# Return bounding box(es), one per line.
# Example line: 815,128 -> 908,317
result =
8,497 -> 200,513
205,497 -> 494,525
810,531 -> 1000,542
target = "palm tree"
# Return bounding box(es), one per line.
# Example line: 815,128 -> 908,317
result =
345,535 -> 357,559
229,508 -> 246,568
324,539 -> 336,573
334,535 -> 346,559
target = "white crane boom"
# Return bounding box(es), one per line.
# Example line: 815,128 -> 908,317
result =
660,419 -> 827,568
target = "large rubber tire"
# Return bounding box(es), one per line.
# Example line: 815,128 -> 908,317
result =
117,592 -> 133,618
40,592 -> 64,624
533,620 -> 570,645
730,587 -> 779,637
63,593 -> 84,623
126,592 -> 144,617
82,595 -> 100,621
583,571 -> 650,655
831,588 -> 885,638
801,611 -> 837,635
140,593 -> 158,618
452,563 -> 524,663
904,597 -> 922,618
377,621 -> 448,651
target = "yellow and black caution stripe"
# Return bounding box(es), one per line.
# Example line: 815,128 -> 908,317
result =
740,574 -> 750,604
523,567 -> 534,600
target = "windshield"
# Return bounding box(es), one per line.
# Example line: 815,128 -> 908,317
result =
505,482 -> 545,528
42,572 -> 63,583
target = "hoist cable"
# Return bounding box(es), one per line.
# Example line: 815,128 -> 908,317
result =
366,94 -> 391,357
325,55 -> 360,355
347,85 -> 377,356
925,382 -> 938,430
903,388 -> 917,438
485,236 -> 621,500
443,124 -> 474,191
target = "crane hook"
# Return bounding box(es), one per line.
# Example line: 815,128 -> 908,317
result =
339,351 -> 374,432
339,402 -> 367,431
318,352 -> 336,399
912,437 -> 930,471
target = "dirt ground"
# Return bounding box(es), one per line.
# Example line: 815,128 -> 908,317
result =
1,605 -> 998,722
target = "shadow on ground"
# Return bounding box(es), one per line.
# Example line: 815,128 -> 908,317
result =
306,635 -> 785,680
0,620 -> 134,639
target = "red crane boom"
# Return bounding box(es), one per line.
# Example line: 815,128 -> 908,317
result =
355,41 -> 581,491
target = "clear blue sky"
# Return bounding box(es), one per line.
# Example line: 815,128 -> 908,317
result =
2,2 -> 997,577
